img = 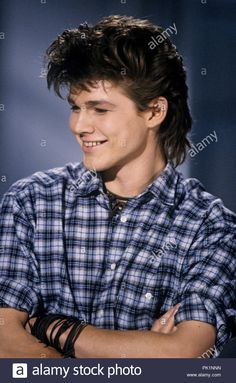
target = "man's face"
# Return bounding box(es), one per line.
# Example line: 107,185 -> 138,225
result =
69,80 -> 153,173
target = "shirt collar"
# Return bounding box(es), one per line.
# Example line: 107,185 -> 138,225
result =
70,161 -> 182,207
69,162 -> 103,196
145,161 -> 181,206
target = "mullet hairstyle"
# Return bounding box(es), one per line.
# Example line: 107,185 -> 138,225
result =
46,15 -> 192,166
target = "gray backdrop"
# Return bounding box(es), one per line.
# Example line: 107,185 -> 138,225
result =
0,0 -> 235,212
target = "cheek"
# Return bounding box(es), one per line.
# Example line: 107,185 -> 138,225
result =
69,114 -> 76,133
108,123 -> 139,151
123,119 -> 145,143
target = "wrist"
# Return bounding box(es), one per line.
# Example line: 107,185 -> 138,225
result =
53,323 -> 72,349
73,324 -> 97,358
31,315 -> 89,358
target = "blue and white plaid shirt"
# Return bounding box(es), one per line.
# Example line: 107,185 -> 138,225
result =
0,161 -> 236,355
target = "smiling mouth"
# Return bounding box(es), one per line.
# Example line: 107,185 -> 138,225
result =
83,140 -> 107,147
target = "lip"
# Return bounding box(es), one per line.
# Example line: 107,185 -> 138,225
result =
81,140 -> 108,153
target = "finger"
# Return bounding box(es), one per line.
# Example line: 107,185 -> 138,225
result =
151,316 -> 175,333
151,304 -> 180,333
162,303 -> 181,321
152,305 -> 177,328
159,304 -> 180,333
151,313 -> 175,332
160,314 -> 176,334
151,318 -> 161,331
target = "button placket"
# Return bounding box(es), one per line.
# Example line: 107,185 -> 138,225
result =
81,247 -> 86,254
145,292 -> 153,301
97,309 -> 104,318
120,215 -> 128,223
110,263 -> 116,270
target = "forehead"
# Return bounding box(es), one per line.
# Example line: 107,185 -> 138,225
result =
69,80 -> 130,104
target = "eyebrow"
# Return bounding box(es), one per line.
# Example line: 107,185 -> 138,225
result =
67,96 -> 116,108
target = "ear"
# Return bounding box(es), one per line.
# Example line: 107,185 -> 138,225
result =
143,97 -> 168,128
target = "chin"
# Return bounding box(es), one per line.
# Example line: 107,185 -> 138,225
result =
83,159 -> 111,173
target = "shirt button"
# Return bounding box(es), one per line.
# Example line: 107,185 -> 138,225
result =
145,292 -> 153,301
81,247 -> 86,254
97,309 -> 104,318
110,263 -> 116,270
120,215 -> 128,223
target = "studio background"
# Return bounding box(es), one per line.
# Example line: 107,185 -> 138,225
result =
0,0 -> 235,212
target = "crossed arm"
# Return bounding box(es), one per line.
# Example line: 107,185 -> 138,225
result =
0,306 -> 216,358
72,320 -> 216,358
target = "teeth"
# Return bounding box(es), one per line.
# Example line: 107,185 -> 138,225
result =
84,141 -> 105,147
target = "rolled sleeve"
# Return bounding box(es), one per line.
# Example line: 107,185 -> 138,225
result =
0,191 -> 41,315
175,292 -> 233,356
175,210 -> 236,356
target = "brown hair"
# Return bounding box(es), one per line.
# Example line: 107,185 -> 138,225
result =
46,15 -> 192,166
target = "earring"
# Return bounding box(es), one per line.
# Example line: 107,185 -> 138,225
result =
158,102 -> 165,112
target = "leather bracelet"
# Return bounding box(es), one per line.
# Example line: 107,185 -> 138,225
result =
30,314 -> 88,357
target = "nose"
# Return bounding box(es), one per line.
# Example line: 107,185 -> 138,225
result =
70,108 -> 95,135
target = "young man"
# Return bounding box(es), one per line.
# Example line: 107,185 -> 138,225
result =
0,15 -> 235,358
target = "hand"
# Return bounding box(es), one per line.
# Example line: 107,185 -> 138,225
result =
151,303 -> 180,334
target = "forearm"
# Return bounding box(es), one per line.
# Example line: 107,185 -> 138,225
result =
27,307 -> 215,358
0,326 -> 62,358
74,326 -> 182,358
0,308 -> 62,358
73,321 -> 216,358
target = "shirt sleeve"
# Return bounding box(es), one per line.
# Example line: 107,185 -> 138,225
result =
175,202 -> 236,356
0,190 -> 41,315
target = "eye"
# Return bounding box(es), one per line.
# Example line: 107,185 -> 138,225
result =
70,105 -> 80,113
95,108 -> 108,114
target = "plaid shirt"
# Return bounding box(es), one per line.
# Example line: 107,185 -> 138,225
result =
0,162 -> 236,355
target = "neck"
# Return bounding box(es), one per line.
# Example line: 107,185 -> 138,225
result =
102,143 -> 166,198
